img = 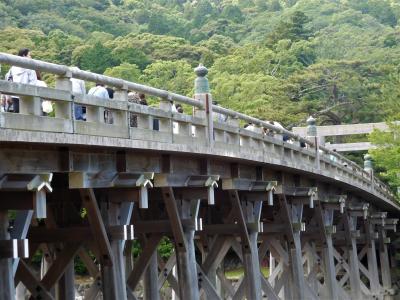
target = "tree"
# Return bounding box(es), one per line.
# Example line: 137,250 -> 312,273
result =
72,42 -> 117,73
104,63 -> 141,82
141,60 -> 194,96
369,123 -> 400,191
267,11 -> 312,44
350,0 -> 397,27
221,5 -> 244,23
112,46 -> 151,70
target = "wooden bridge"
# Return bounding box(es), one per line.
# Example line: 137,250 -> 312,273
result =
0,52 -> 399,300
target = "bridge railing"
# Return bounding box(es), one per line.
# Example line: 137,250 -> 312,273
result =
0,52 -> 395,203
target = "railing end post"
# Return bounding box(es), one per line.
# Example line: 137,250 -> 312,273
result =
194,64 -> 213,147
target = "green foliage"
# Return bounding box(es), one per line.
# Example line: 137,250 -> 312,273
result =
104,63 -> 141,82
349,0 -> 397,27
141,60 -> 195,96
267,11 -> 312,44
158,237 -> 174,259
72,42 -> 116,73
369,124 -> 400,190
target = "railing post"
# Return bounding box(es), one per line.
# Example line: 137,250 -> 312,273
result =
113,84 -> 128,127
194,64 -> 213,147
159,95 -> 173,135
364,154 -> 374,191
307,116 -> 320,170
19,93 -> 42,116
55,70 -> 73,120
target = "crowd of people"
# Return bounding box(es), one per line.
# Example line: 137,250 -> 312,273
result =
1,48 -> 298,141
0,48 -> 152,126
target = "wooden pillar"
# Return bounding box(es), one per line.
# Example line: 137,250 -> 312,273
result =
143,252 -> 160,300
162,188 -> 200,300
241,200 -> 262,300
282,198 -> 306,300
175,199 -> 200,300
323,237 -> 339,300
242,232 -> 262,300
0,210 -> 15,300
344,213 -> 362,300
290,231 -> 306,300
102,201 -> 128,300
80,189 -> 118,300
379,227 -> 393,300
306,242 -> 318,293
365,222 -> 380,297
57,262 -> 75,300
316,201 -> 338,300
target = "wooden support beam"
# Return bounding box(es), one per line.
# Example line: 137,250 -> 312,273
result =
143,252 -> 159,300
314,200 -> 339,300
0,191 -> 46,218
174,199 -> 201,300
0,210 -> 15,300
10,210 -> 33,275
157,253 -> 180,295
342,210 -> 362,300
78,248 -> 99,278
80,189 -> 114,267
161,187 -> 187,252
216,268 -> 235,298
228,190 -> 251,252
101,201 -> 129,300
57,262 -> 75,300
157,252 -> 177,290
126,235 -> 162,291
0,239 -> 28,258
134,219 -> 198,234
196,263 -> 222,300
201,236 -> 232,274
260,275 -> 280,300
278,194 -> 306,300
379,227 -> 393,297
363,220 -> 381,297
15,260 -> 54,300
40,243 -> 81,291
28,225 -> 134,243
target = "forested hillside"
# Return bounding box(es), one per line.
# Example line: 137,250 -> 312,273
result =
2,0 -> 400,185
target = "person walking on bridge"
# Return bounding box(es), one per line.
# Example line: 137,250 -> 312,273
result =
88,83 -> 110,123
70,67 -> 86,120
5,48 -> 37,113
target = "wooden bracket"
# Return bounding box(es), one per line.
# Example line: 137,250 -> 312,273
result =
275,186 -> 317,208
223,178 -> 277,206
348,203 -> 370,219
69,171 -> 153,188
0,173 -> 52,217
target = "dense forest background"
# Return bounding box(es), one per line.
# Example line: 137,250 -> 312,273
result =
1,0 -> 400,189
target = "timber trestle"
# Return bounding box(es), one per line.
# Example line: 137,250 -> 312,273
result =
0,52 -> 399,300
0,160 -> 398,300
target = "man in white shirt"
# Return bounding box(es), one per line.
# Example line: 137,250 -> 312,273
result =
88,83 -> 109,99
88,83 -> 111,123
5,48 -> 37,113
